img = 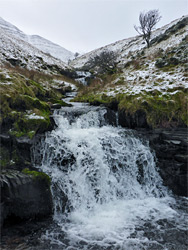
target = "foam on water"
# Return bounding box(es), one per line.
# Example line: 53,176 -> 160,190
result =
32,104 -> 185,249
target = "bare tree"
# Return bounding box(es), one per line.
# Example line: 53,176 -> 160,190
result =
87,50 -> 117,74
134,9 -> 162,48
74,52 -> 80,58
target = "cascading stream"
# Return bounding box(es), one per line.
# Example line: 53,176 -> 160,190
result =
32,102 -> 187,250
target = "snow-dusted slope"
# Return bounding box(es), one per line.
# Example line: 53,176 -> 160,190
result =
71,15 -> 188,70
73,14 -> 188,116
27,35 -> 75,63
0,25 -> 69,73
0,17 -> 27,40
0,17 -> 74,63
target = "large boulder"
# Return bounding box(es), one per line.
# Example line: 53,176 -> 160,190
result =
0,170 -> 53,227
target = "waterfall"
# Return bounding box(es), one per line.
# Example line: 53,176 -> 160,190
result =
32,103 -> 178,249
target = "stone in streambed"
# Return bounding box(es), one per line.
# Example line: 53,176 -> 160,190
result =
0,170 -> 53,227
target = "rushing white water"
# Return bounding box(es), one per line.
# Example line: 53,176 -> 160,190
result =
32,103 -> 184,249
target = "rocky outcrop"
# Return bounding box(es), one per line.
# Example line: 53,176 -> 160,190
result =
0,133 -> 54,228
0,134 -> 34,170
0,170 -> 53,227
137,128 -> 188,196
118,109 -> 150,129
0,113 -> 56,170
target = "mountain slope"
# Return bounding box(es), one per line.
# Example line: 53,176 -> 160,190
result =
0,16 -> 27,40
71,15 -> 187,70
0,17 -> 74,63
27,35 -> 75,63
0,25 -> 69,73
73,15 -> 188,129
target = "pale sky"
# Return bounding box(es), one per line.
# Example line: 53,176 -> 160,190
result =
0,0 -> 187,53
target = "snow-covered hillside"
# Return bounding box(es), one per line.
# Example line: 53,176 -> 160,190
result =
73,15 -> 188,129
0,17 -> 75,64
0,25 -> 69,73
27,35 -> 75,63
0,17 -> 27,40
71,15 -> 188,70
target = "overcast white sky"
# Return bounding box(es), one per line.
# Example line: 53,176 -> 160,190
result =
0,0 -> 187,53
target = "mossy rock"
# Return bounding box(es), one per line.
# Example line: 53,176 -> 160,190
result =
22,168 -> 51,185
9,112 -> 51,138
73,93 -> 115,106
48,98 -> 71,107
9,95 -> 50,112
118,90 -> 188,128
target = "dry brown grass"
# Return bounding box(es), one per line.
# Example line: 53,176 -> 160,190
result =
2,62 -> 78,85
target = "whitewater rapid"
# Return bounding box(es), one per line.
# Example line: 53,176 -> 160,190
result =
32,102 -> 187,250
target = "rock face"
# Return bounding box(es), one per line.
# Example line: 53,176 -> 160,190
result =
137,128 -> 188,197
0,134 -> 33,170
118,109 -> 150,129
0,170 -> 53,227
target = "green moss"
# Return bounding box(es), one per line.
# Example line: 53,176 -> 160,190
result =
22,168 -> 51,185
118,90 -> 188,128
0,71 -> 53,138
27,79 -> 46,97
73,93 -> 116,106
75,87 -> 187,128
0,69 -> 77,139
9,95 -> 50,112
9,112 -> 51,138
48,98 -> 70,107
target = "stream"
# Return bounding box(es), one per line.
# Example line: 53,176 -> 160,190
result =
1,93 -> 188,250
32,93 -> 188,250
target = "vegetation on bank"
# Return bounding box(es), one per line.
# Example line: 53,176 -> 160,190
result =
0,68 -> 75,138
73,88 -> 188,128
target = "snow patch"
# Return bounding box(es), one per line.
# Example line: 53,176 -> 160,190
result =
26,112 -> 45,120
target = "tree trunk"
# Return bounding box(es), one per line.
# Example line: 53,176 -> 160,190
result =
146,39 -> 150,48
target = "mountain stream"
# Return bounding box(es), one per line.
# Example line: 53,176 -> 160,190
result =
2,93 -> 187,250
30,95 -> 187,250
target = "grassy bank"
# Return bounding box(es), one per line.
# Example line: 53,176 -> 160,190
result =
0,68 -> 75,138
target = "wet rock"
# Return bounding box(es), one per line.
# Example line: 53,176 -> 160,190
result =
0,170 -> 53,227
175,154 -> 188,163
51,103 -> 62,109
137,128 -> 188,196
118,109 -> 150,129
0,115 -> 56,170
0,133 -> 33,170
104,108 -> 117,126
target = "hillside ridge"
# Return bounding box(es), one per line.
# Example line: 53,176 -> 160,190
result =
0,16 -> 75,63
73,15 -> 188,129
71,15 -> 187,69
